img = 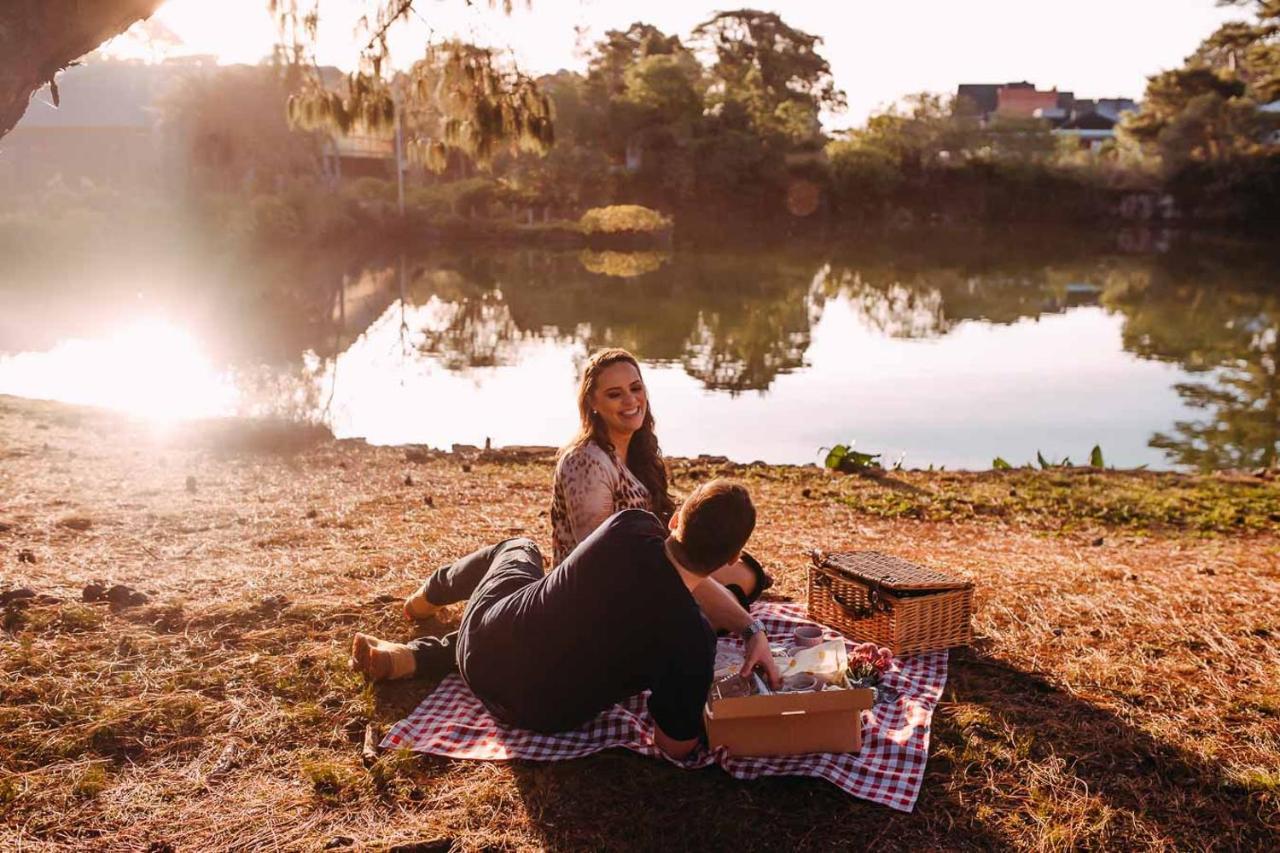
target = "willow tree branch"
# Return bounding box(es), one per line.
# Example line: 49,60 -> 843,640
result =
364,0 -> 417,53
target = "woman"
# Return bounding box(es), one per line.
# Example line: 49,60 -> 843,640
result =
549,348 -> 770,608
404,347 -> 768,621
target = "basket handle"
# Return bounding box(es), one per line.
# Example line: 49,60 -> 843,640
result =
813,570 -> 888,619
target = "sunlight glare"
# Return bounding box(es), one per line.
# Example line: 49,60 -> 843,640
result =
0,319 -> 239,422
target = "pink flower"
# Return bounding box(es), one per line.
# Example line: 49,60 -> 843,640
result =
877,647 -> 893,660
855,642 -> 879,657
873,657 -> 891,673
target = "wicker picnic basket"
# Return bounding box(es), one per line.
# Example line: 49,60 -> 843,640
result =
807,550 -> 974,655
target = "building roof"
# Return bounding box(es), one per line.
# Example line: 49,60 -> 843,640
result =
956,82 -> 1041,114
957,83 -> 1140,122
956,84 -> 1000,115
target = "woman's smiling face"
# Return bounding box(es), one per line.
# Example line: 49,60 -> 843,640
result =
591,360 -> 647,439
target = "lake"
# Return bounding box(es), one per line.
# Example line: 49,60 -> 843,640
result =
2,229 -> 1276,470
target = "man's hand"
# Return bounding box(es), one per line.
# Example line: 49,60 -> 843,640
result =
688,577 -> 780,688
740,631 -> 782,689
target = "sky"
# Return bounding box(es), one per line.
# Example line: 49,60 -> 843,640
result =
104,0 -> 1249,128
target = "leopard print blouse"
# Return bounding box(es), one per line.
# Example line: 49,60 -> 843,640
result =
551,441 -> 653,565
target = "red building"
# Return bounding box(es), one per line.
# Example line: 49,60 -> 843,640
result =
996,86 -> 1063,118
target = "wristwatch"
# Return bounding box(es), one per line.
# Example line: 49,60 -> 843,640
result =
739,618 -> 765,643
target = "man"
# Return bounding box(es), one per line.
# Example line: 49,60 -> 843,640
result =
351,479 -> 780,759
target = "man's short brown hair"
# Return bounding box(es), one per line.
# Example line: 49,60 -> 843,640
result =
674,479 -> 755,575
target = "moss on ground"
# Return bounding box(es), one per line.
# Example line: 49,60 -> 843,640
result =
809,467 -> 1280,533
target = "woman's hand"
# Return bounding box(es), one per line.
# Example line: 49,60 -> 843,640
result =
740,631 -> 782,690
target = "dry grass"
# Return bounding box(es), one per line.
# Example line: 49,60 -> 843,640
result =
1,394 -> 1277,851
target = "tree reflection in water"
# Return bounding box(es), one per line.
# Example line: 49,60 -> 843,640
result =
419,294 -> 526,370
1103,253 -> 1279,470
387,249 -> 820,393
324,233 -> 1278,470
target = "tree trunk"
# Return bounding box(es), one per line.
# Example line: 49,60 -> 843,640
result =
0,0 -> 166,140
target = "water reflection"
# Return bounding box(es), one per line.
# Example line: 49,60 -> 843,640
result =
0,319 -> 238,421
1,232 -> 1276,469
577,250 -> 671,279
1103,258 -> 1279,469
376,241 -> 1278,468
402,249 -> 824,394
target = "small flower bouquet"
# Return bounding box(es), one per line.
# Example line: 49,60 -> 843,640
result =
846,642 -> 894,686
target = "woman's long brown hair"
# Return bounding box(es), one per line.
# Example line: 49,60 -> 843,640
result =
562,348 -> 675,521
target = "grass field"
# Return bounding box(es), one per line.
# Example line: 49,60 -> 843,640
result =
1,394 -> 1277,851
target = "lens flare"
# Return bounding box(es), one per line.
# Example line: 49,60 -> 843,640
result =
0,319 -> 238,422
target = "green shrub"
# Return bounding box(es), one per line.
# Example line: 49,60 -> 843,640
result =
579,204 -> 672,234
826,140 -> 902,201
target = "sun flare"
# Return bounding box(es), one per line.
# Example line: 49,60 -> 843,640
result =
0,319 -> 239,422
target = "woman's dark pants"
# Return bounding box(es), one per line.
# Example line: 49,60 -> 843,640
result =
406,538 -> 545,681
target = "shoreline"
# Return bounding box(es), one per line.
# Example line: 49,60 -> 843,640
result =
3,393 -> 1277,537
1,393 -> 1264,476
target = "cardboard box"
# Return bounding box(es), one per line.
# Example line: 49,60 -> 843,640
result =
704,686 -> 874,757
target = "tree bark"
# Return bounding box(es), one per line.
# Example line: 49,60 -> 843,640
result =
0,0 -> 166,140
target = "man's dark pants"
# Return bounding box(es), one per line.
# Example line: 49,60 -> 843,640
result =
406,537 -> 544,708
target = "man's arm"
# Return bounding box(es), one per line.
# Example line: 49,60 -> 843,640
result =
690,576 -> 752,632
691,579 -> 781,688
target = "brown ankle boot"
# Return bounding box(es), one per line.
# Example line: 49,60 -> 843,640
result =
350,633 -> 417,681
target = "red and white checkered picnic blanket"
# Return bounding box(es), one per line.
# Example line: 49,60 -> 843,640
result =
382,602 -> 948,812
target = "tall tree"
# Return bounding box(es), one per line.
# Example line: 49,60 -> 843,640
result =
690,9 -> 844,145
1215,1 -> 1280,102
570,23 -> 705,204
586,22 -> 685,100
1123,67 -> 1259,168
502,71 -> 612,213
1123,1 -> 1280,170
582,24 -> 696,153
